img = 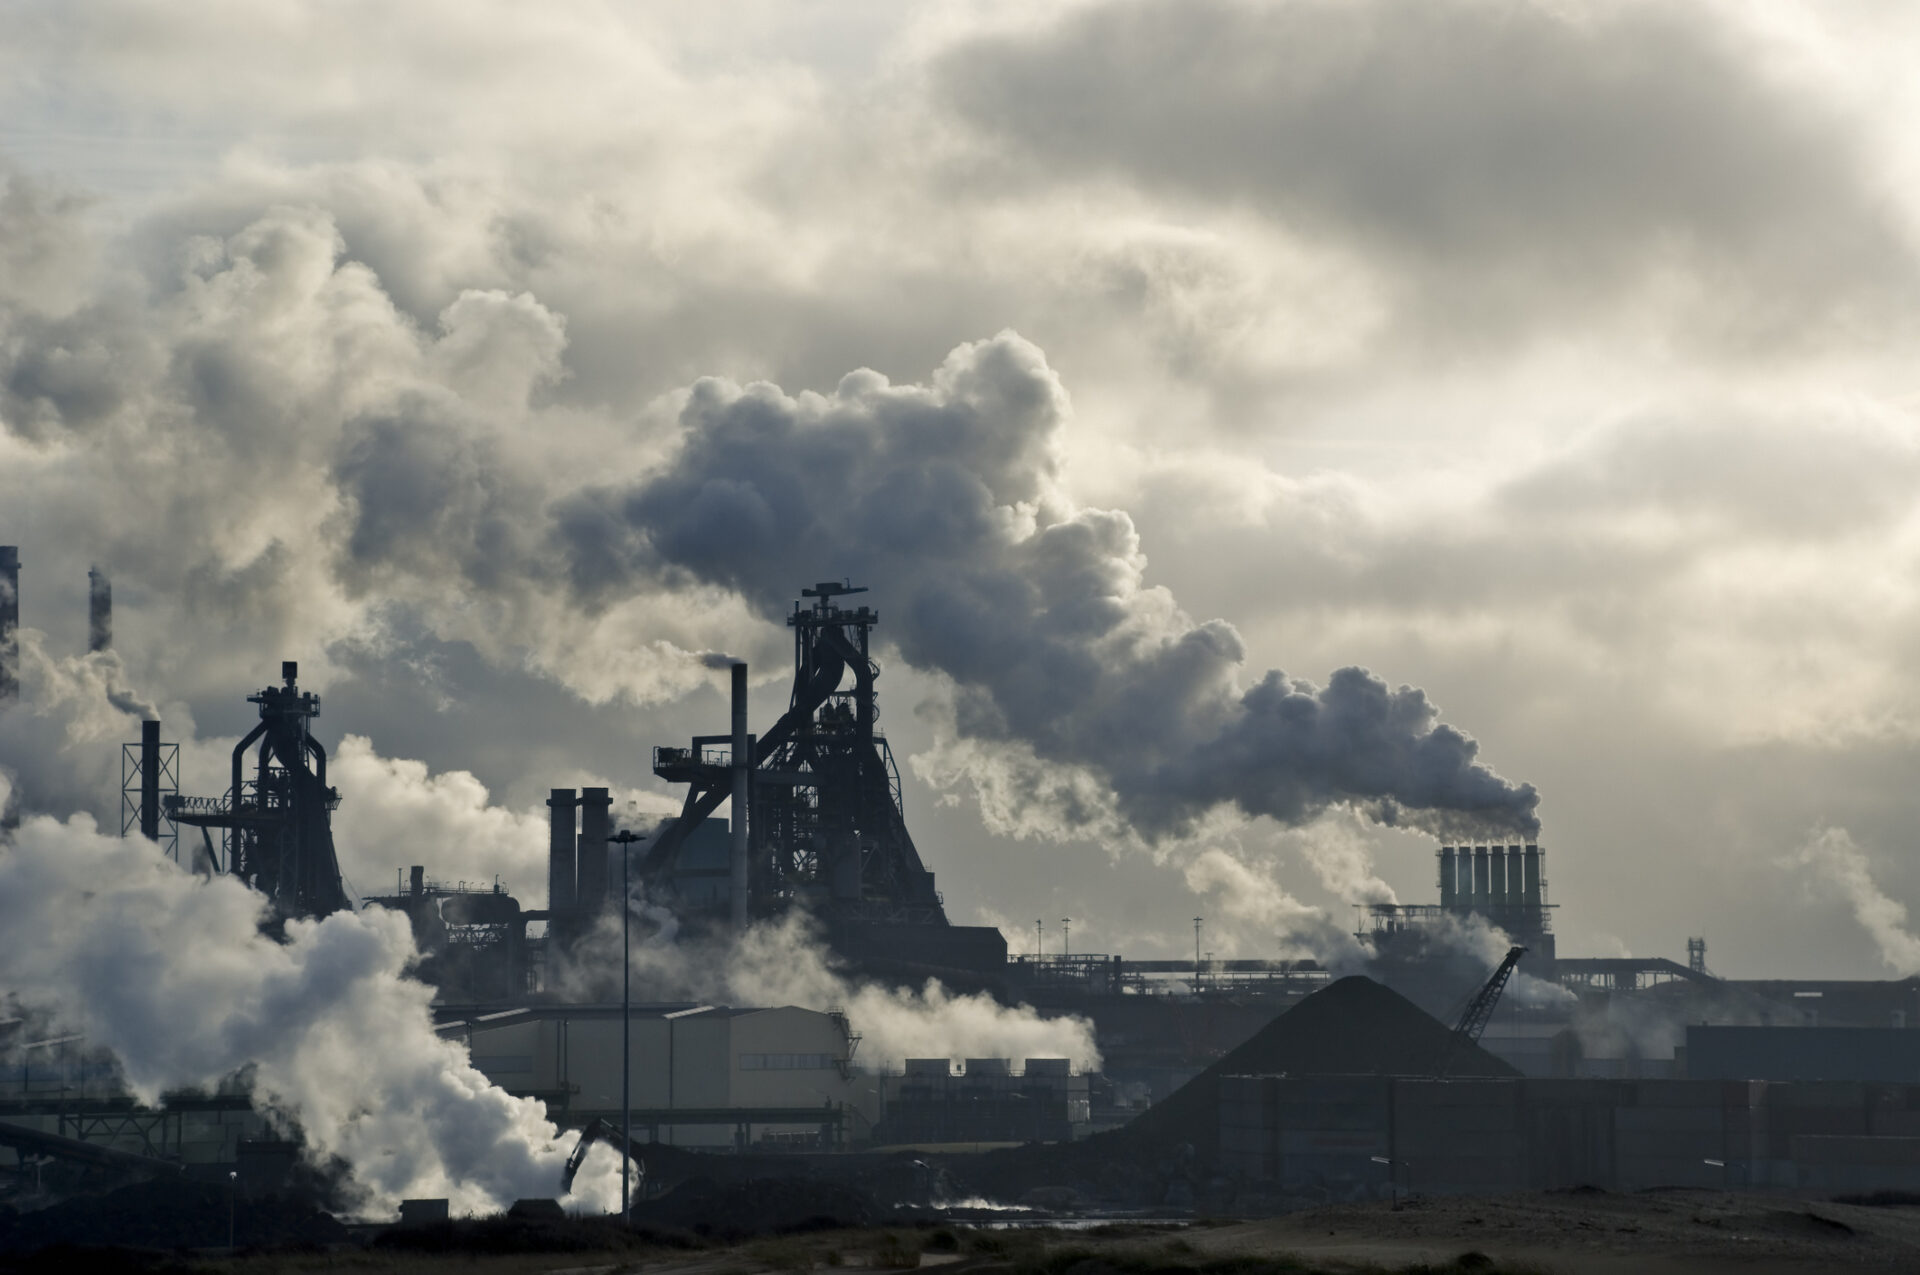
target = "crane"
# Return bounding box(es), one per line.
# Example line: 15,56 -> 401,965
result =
560,1118 -> 646,1197
1433,945 -> 1527,1077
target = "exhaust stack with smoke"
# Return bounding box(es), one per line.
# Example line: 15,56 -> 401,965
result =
1,545 -> 17,704
547,787 -> 578,914
87,565 -> 110,653
731,660 -> 749,931
577,786 -> 611,914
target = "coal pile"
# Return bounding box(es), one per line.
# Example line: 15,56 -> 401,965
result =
0,1178 -> 347,1254
1123,975 -> 1519,1163
952,976 -> 1517,1205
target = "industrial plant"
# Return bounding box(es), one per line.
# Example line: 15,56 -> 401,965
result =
7,553 -> 1920,1230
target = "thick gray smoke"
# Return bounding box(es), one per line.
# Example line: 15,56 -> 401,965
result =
558,332 -> 1539,839
0,809 -> 624,1215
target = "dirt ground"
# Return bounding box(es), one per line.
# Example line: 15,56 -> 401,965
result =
1194,1188 -> 1920,1273
29,1190 -> 1920,1275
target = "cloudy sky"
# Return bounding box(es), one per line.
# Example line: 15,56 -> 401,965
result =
4,0 -> 1920,979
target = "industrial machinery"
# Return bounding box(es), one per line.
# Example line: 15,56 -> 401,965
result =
1434,945 -> 1526,1076
628,583 -> 1005,978
365,866 -> 530,1002
644,582 -> 942,925
560,1117 -> 644,1196
167,662 -> 350,921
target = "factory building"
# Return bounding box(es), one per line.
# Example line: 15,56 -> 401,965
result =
1221,1073 -> 1920,1198
437,1004 -> 873,1148
873,1058 -> 1090,1145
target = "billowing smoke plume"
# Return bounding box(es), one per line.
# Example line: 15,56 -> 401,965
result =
0,629 -> 173,825
1797,826 -> 1920,975
0,193 -> 1532,850
560,332 -> 1539,841
0,810 -> 624,1215
557,896 -> 1099,1070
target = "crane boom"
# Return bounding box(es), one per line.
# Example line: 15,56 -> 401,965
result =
560,1117 -> 645,1197
1455,945 -> 1527,1043
1433,945 -> 1527,1077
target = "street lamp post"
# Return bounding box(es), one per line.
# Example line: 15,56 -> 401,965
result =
612,828 -> 642,1225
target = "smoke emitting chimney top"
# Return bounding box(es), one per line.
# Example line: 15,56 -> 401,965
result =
88,565 -> 111,653
282,661 -> 298,686
0,546 -> 18,704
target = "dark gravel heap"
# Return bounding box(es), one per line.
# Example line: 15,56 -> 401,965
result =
951,975 -> 1518,1205
1125,974 -> 1520,1162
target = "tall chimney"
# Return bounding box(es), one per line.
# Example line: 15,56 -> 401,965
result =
547,788 -> 578,912
0,546 -> 18,704
577,787 -> 612,913
88,565 -> 111,653
1438,846 -> 1457,909
139,720 -> 161,841
1522,844 -> 1543,908
1472,846 -> 1490,909
410,865 -> 425,897
1489,845 -> 1507,910
731,662 -> 750,930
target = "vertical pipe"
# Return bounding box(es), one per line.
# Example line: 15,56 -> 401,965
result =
730,662 -> 750,930
1489,846 -> 1507,910
1472,846 -> 1490,909
621,841 -> 631,1226
1506,845 -> 1523,914
578,788 -> 611,913
1523,844 -> 1542,907
547,789 -> 578,913
410,865 -> 424,897
0,546 -> 18,704
140,720 -> 160,841
87,566 -> 111,653
1439,846 -> 1456,909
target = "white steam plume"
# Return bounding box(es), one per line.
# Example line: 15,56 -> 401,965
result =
558,896 -> 1099,1071
1797,825 -> 1920,975
0,810 -> 623,1216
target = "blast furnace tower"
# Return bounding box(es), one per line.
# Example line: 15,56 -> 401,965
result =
168,661 -> 349,920
636,582 -> 1005,978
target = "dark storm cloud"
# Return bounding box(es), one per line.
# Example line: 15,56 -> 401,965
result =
936,0 -> 1918,341
331,399 -> 538,594
557,331 -> 1539,837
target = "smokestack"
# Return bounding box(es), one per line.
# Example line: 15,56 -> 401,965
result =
1523,843 -> 1542,908
1438,846 -> 1456,909
410,865 -> 425,897
547,789 -> 577,912
577,787 -> 611,913
87,565 -> 111,653
1489,845 -> 1507,910
1472,845 -> 1490,910
139,720 -> 161,842
0,546 -> 17,704
731,661 -> 750,930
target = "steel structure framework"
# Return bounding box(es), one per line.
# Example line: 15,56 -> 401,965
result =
644,582 -> 947,928
167,662 -> 349,920
120,735 -> 179,863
